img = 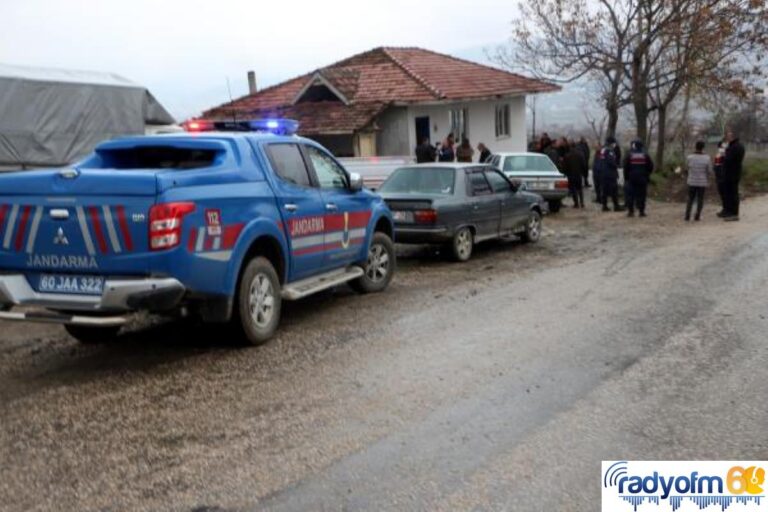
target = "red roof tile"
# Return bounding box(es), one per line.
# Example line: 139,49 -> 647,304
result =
201,47 -> 559,134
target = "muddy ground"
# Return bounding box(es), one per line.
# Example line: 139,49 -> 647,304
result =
2,195 -> 767,511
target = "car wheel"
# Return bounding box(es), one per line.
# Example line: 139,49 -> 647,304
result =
233,256 -> 282,346
350,232 -> 395,294
64,324 -> 120,344
451,227 -> 474,262
548,200 -> 562,213
522,210 -> 542,243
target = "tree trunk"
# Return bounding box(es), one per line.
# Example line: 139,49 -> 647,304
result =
631,51 -> 649,145
656,105 -> 667,173
606,103 -> 619,139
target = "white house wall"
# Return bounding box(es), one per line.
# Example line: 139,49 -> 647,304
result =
402,96 -> 527,157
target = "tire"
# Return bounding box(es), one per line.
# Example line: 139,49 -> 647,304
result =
64,324 -> 120,344
548,200 -> 562,213
522,210 -> 542,243
232,256 -> 282,346
451,226 -> 474,262
350,232 -> 395,294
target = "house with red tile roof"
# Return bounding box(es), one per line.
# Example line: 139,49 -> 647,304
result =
201,47 -> 559,158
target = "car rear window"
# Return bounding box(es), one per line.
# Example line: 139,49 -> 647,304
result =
379,167 -> 455,195
504,155 -> 557,173
93,146 -> 221,170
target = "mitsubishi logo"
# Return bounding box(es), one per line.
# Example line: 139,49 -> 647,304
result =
53,227 -> 69,245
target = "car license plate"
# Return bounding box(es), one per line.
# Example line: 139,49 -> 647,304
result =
38,274 -> 104,295
526,180 -> 540,189
392,211 -> 413,222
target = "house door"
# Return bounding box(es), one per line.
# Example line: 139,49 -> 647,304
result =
415,116 -> 430,145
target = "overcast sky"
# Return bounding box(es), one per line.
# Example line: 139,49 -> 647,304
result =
2,0 -> 550,121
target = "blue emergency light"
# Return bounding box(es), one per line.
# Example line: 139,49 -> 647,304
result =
184,118 -> 299,135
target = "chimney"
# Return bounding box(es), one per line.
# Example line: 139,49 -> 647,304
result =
247,71 -> 257,95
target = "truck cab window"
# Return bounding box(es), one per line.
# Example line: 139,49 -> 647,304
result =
265,144 -> 312,187
306,146 -> 349,189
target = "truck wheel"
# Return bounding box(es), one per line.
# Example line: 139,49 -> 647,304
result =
522,210 -> 542,243
548,200 -> 562,213
350,232 -> 395,294
64,325 -> 120,344
234,256 -> 282,345
451,227 -> 473,262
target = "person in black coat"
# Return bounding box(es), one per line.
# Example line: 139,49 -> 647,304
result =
562,142 -> 586,208
577,137 -> 591,187
415,136 -> 437,163
622,139 -> 654,217
720,130 -> 746,221
477,143 -> 492,164
599,136 -> 623,212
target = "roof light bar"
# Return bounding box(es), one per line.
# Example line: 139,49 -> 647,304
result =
183,118 -> 299,135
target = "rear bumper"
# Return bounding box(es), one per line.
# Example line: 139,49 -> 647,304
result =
0,274 -> 185,313
534,189 -> 569,201
394,225 -> 454,244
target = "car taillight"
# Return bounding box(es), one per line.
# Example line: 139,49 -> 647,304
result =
414,209 -> 437,224
555,180 -> 569,189
149,202 -> 195,251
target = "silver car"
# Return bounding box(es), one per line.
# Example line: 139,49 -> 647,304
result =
490,152 -> 570,213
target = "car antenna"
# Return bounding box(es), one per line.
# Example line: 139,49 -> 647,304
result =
226,77 -> 237,123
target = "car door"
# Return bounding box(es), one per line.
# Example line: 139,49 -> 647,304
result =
484,169 -> 526,233
466,169 -> 501,239
263,143 -> 326,281
303,144 -> 370,269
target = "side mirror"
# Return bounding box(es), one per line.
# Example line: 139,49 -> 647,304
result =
517,181 -> 528,191
349,172 -> 364,192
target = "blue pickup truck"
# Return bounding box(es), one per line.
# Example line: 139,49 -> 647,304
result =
0,120 -> 395,345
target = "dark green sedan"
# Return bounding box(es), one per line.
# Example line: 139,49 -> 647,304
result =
378,164 -> 547,261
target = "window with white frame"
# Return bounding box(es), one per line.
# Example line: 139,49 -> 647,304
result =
449,108 -> 468,140
495,104 -> 510,138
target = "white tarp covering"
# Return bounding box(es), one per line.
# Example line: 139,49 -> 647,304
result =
0,63 -> 175,168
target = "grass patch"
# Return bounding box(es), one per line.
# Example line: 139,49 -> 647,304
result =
649,156 -> 768,202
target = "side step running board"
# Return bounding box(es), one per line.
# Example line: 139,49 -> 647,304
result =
282,267 -> 364,301
0,310 -> 127,327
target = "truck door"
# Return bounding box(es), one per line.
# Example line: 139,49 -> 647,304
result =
263,143 -> 326,281
303,145 -> 370,269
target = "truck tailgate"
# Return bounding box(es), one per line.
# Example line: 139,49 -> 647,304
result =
0,170 -> 157,278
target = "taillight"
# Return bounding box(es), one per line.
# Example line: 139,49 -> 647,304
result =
555,180 -> 569,189
414,209 -> 437,224
149,202 -> 195,251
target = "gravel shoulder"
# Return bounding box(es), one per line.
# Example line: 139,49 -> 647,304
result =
1,196 -> 766,511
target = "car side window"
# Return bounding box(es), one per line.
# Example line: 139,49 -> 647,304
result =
468,171 -> 492,196
484,170 -> 512,193
306,146 -> 349,189
265,143 -> 312,187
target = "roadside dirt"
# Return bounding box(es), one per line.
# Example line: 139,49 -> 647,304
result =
1,193 -> 761,512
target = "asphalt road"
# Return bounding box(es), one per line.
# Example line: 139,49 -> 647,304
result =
2,196 -> 767,512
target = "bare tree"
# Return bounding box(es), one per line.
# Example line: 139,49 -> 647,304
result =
493,0 -> 640,137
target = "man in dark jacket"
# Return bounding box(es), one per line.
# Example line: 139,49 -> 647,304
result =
477,143 -> 492,164
600,136 -> 623,212
622,139 -> 654,217
577,137 -> 591,187
415,136 -> 437,163
721,130 -> 746,221
563,143 -> 586,208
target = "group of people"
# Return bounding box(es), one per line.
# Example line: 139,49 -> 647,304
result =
415,133 -> 492,164
684,130 -> 745,221
535,130 -> 746,221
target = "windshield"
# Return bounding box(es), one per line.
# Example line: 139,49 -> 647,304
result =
503,155 -> 556,173
379,167 -> 455,195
